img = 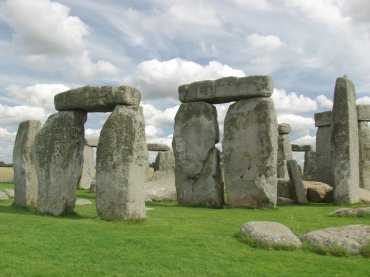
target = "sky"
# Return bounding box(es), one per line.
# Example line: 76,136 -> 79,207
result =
1,0 -> 370,163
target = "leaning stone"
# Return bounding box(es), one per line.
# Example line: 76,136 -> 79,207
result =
240,221 -> 302,249
54,86 -> 141,112
13,120 -> 41,207
315,125 -> 333,185
179,75 -> 273,104
303,224 -> 370,255
154,150 -> 175,172
278,123 -> 291,135
85,137 -> 98,147
0,191 -> 9,201
357,105 -> 370,121
78,145 -> 95,189
330,207 -> 370,217
224,98 -> 278,208
359,122 -> 370,190
304,181 -> 333,203
4,189 -> 14,198
147,143 -> 171,152
34,111 -> 86,216
314,111 -> 332,127
173,102 -> 223,208
291,144 -> 312,152
287,160 -> 308,204
96,105 -> 148,220
331,76 -> 360,204
75,198 -> 92,205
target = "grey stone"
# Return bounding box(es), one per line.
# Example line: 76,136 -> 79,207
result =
240,221 -> 302,249
303,150 -> 317,181
78,145 -> 95,189
304,181 -> 333,203
75,198 -> 92,205
147,143 -> 171,152
34,111 -> 86,215
277,131 -> 292,179
303,224 -> 370,255
85,137 -> 98,147
13,120 -> 41,207
54,85 -> 141,112
223,98 -> 278,208
4,189 -> 14,198
314,111 -> 332,127
287,159 -> 308,204
277,178 -> 293,199
291,144 -> 312,152
331,76 -> 360,204
277,123 -> 291,135
357,105 -> 370,121
330,207 -> 370,217
179,75 -> 273,104
89,180 -> 96,193
360,188 -> 370,203
359,122 -> 370,190
173,102 -> 223,208
96,105 -> 148,220
145,171 -> 176,201
0,191 -> 9,201
154,150 -> 175,172
315,125 -> 334,185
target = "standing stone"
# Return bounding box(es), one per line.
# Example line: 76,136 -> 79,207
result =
315,111 -> 334,185
331,76 -> 360,204
223,98 -> 278,208
78,144 -> 95,189
34,111 -> 86,215
172,102 -> 223,208
13,120 -> 41,207
287,160 -> 308,204
303,150 -> 317,181
96,105 -> 148,219
358,121 -> 370,190
154,150 -> 175,172
277,123 -> 292,179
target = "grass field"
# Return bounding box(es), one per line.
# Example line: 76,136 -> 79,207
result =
0,182 -> 369,276
0,167 -> 13,183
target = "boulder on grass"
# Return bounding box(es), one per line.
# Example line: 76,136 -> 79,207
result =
330,207 -> 370,217
304,181 -> 333,203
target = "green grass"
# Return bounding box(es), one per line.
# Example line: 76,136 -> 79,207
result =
0,167 -> 13,183
0,182 -> 370,276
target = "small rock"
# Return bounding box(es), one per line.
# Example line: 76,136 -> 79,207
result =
4,189 -> 14,198
0,191 -> 9,201
330,207 -> 370,217
75,198 -> 92,205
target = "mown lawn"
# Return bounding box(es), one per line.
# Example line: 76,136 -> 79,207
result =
0,183 -> 369,276
0,167 -> 13,183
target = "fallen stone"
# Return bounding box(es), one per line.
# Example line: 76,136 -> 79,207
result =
4,189 -> 14,198
330,207 -> 370,217
34,111 -> 86,216
359,121 -> 370,190
277,197 -> 294,205
314,111 -> 332,127
179,75 -> 273,104
303,224 -> 370,255
240,221 -> 302,249
357,104 -> 370,121
304,181 -> 333,203
291,144 -> 312,152
13,120 -> 41,207
287,160 -> 308,204
75,198 -> 92,205
0,191 -> 9,201
147,143 -> 171,152
96,105 -> 148,220
224,98 -> 278,208
54,85 -> 141,112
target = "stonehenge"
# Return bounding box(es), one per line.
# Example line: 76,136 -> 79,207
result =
277,123 -> 293,179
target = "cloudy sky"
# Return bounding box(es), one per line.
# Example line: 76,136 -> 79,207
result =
1,0 -> 370,163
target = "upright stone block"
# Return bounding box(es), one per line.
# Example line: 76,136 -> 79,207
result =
172,102 -> 223,208
154,150 -> 175,172
303,150 -> 317,181
359,122 -> 370,190
13,120 -> 41,207
96,105 -> 148,219
223,98 -> 278,208
78,144 -> 95,189
277,123 -> 293,178
34,111 -> 86,215
331,76 -> 360,204
287,160 -> 308,204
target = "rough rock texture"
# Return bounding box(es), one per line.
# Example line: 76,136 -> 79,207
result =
330,207 -> 370,217
303,225 -> 370,254
89,181 -> 96,193
291,144 -> 312,152
54,85 -> 141,112
4,189 -> 14,198
331,76 -> 360,204
357,104 -> 370,121
85,137 -> 98,147
96,105 -> 148,220
34,111 -> 86,215
277,125 -> 292,179
173,102 -> 223,208
240,221 -> 302,249
145,171 -> 176,201
314,111 -> 332,127
179,76 -> 273,104
278,123 -> 291,135
223,98 -> 278,208
277,197 -> 294,205
304,181 -> 333,203
147,143 -> 171,152
78,145 -> 95,189
0,191 -> 9,200
359,122 -> 370,190
154,150 -> 175,172
315,125 -> 333,185
75,198 -> 92,205
277,178 -> 293,199
360,188 -> 370,203
13,120 -> 41,207
303,150 -> 317,181
287,160 -> 308,204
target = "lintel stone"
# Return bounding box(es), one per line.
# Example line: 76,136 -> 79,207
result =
147,143 -> 171,152
314,111 -> 332,127
291,144 -> 312,152
278,123 -> 291,134
357,105 -> 370,121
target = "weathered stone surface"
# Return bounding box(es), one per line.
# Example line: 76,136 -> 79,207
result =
303,225 -> 370,255
359,122 -> 370,190
224,98 -> 278,208
277,197 -> 294,205
303,150 -> 317,181
314,111 -> 332,127
360,188 -> 370,203
278,123 -> 291,135
331,76 -> 360,204
145,171 -> 176,201
147,143 -> 171,152
179,75 -> 273,104
54,85 -> 141,112
357,104 -> 370,121
304,181 -> 333,203
173,102 -> 223,208
287,160 -> 308,204
277,132 -> 292,179
85,137 -> 98,147
315,125 -> 333,185
96,105 -> 148,219
13,120 -> 41,207
154,150 -> 175,172
291,144 -> 312,152
0,191 -> 9,201
4,189 -> 14,198
330,207 -> 370,217
75,198 -> 92,205
89,180 -> 96,193
277,178 -> 293,199
78,145 -> 95,189
34,111 -> 86,215
240,221 -> 302,249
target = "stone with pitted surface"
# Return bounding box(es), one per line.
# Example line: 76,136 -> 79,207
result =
357,105 -> 370,121
314,111 -> 332,127
147,143 -> 171,152
330,207 -> 370,217
291,144 -> 312,152
278,123 -> 291,135
287,160 -> 308,204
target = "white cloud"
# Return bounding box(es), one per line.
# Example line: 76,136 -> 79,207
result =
277,114 -> 315,137
272,88 -> 317,114
340,0 -> 370,23
0,104 -> 47,127
247,33 -> 286,52
316,95 -> 333,110
85,128 -> 101,139
232,0 -> 272,10
357,96 -> 370,105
